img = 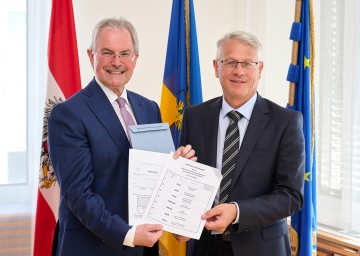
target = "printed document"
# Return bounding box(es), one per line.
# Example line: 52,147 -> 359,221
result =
128,149 -> 169,225
141,151 -> 221,239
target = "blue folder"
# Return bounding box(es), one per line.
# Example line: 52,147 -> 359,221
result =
128,123 -> 175,154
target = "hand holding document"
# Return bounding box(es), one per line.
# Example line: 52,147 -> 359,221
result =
128,149 -> 221,240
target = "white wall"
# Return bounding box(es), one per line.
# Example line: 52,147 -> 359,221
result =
72,0 -> 296,106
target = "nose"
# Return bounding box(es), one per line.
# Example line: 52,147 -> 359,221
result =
233,63 -> 245,74
111,55 -> 123,65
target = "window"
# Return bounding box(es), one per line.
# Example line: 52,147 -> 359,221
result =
0,0 -> 32,217
0,1 -> 27,186
317,0 -> 360,238
0,0 -> 50,208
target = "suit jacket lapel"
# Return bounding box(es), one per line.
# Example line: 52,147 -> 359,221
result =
203,98 -> 222,168
127,91 -> 148,125
83,79 -> 130,160
230,95 -> 271,190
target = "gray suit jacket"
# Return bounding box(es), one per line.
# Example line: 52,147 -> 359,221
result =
180,93 -> 305,256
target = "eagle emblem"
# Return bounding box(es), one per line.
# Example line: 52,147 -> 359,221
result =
39,96 -> 63,189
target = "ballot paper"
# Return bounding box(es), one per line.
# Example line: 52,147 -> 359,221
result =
128,149 -> 221,239
128,149 -> 169,226
142,152 -> 221,240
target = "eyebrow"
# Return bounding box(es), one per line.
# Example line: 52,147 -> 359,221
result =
100,48 -> 132,53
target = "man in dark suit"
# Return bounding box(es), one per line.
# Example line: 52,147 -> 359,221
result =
176,31 -> 305,256
48,17 -> 195,256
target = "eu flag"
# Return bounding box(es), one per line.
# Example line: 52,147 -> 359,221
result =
160,0 -> 203,149
287,0 -> 317,255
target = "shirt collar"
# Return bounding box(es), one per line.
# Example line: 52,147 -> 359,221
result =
220,93 -> 257,121
95,76 -> 129,104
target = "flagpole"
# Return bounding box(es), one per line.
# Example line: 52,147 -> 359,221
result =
288,0 -> 302,107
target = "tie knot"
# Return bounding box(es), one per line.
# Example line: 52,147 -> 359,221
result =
227,111 -> 242,122
116,97 -> 126,108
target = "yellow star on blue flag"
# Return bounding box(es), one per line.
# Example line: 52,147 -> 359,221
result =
304,56 -> 310,69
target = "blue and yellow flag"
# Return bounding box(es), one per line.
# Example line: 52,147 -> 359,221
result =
286,0 -> 317,255
159,0 -> 202,255
160,0 -> 203,149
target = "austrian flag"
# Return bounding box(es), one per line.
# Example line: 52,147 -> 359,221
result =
33,0 -> 81,255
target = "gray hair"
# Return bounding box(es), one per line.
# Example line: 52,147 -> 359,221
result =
89,17 -> 139,54
216,31 -> 262,60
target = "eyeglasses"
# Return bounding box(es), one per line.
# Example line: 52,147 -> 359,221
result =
218,59 -> 260,70
96,51 -> 135,61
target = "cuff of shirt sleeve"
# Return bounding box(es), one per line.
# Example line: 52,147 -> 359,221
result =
230,202 -> 240,224
123,225 -> 136,247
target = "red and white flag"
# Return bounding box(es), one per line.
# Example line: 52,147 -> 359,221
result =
33,0 -> 81,255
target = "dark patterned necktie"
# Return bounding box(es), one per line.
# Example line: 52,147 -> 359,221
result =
219,111 -> 242,204
220,111 -> 242,235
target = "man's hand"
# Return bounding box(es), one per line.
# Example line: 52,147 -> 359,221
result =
173,144 -> 197,161
201,203 -> 237,233
133,224 -> 163,247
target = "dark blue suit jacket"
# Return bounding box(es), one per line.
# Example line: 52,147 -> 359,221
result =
48,78 -> 161,256
180,94 -> 305,256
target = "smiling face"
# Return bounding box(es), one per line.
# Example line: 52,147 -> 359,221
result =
213,39 -> 263,109
87,27 -> 138,96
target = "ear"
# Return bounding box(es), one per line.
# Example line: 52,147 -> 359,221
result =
132,53 -> 139,65
258,61 -> 264,79
213,59 -> 219,78
87,49 -> 95,68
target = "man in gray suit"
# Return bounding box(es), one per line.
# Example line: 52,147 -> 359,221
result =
176,31 -> 305,256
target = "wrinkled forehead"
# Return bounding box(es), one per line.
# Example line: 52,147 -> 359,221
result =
95,27 -> 134,52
